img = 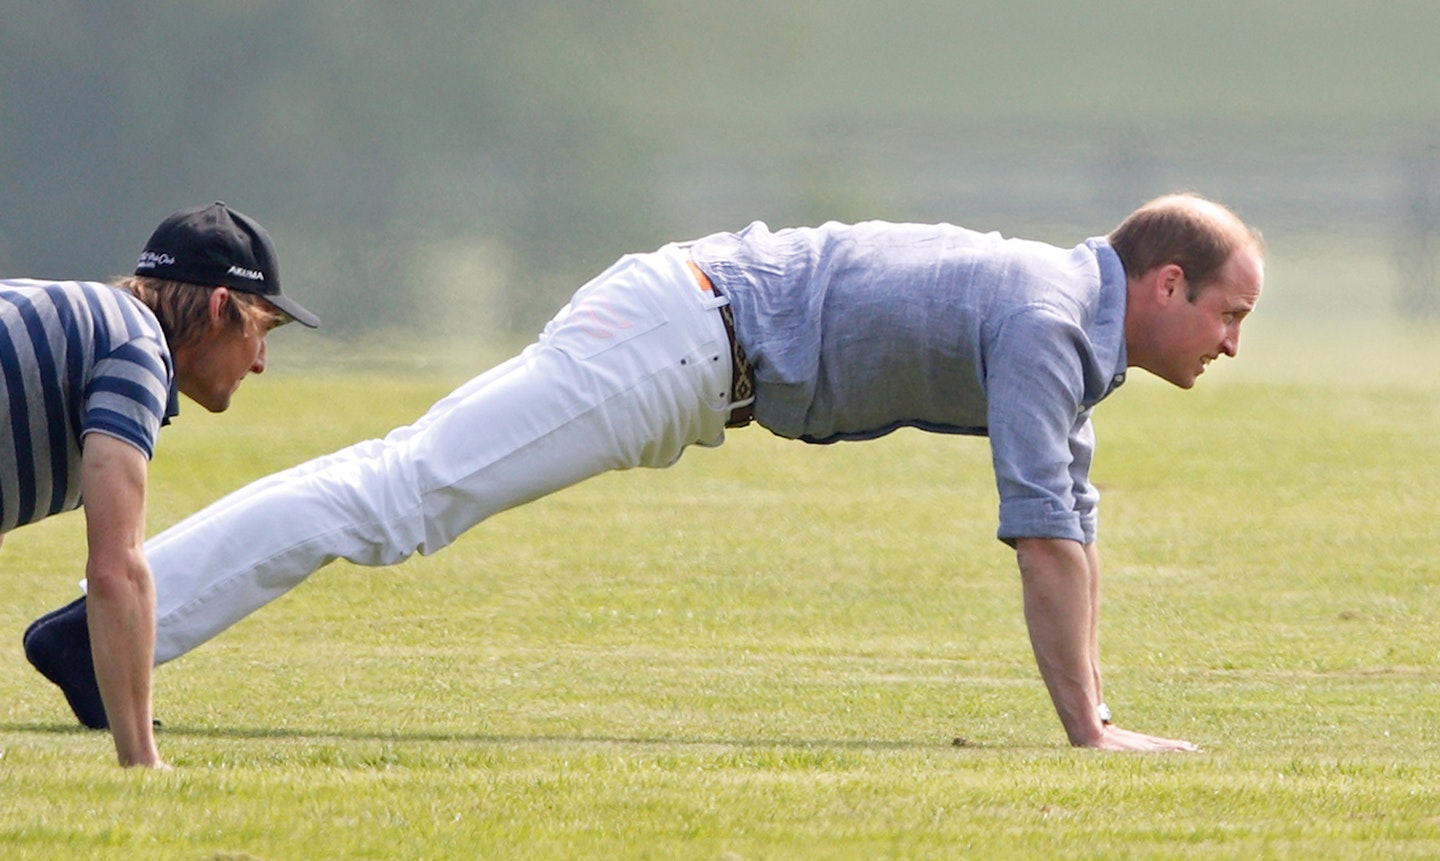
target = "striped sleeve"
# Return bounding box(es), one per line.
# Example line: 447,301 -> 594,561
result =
78,284 -> 171,459
83,337 -> 171,458
0,279 -> 172,533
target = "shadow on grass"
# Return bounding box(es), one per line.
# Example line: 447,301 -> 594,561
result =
1,720 -> 1001,751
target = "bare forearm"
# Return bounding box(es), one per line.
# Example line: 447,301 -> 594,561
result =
1014,537 -> 1197,752
80,434 -> 165,768
87,558 -> 163,767
1016,537 -> 1104,746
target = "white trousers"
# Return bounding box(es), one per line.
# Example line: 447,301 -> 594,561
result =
144,246 -> 735,664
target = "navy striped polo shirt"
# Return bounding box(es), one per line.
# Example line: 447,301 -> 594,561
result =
0,279 -> 175,533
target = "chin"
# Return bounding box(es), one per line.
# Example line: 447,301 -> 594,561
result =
190,393 -> 233,413
1158,371 -> 1197,389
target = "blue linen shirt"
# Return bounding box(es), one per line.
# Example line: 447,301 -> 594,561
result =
689,221 -> 1129,545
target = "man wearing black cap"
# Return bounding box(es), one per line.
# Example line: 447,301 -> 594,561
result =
1,202 -> 319,767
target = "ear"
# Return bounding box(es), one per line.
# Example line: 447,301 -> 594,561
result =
1152,263 -> 1186,306
206,287 -> 232,326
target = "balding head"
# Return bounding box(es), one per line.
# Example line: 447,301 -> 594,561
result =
1108,193 -> 1264,299
1118,193 -> 1265,389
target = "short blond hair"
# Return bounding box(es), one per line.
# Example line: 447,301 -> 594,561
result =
114,275 -> 283,348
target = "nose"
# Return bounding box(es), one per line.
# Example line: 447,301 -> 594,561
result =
1221,325 -> 1240,358
251,338 -> 268,374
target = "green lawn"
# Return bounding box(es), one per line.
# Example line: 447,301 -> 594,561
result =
0,323 -> 1437,859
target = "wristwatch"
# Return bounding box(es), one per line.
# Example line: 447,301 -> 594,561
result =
1098,703 -> 1113,726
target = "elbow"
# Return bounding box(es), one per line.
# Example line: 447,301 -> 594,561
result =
1014,536 -> 1080,563
85,550 -> 151,600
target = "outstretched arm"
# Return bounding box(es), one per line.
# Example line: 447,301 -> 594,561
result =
81,434 -> 167,768
1015,536 -> 1196,752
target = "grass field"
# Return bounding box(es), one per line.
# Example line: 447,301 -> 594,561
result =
0,320 -> 1437,859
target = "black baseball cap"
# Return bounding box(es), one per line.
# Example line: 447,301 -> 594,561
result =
134,202 -> 320,328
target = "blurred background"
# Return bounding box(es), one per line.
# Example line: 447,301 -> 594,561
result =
2,1 -> 1437,370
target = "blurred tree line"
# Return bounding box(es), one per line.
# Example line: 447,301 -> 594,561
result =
3,1 -> 1439,334
1,1 -> 707,332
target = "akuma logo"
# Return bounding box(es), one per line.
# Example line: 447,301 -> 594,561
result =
135,251 -> 175,270
227,265 -> 264,281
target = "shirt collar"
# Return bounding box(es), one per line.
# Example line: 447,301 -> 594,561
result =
1085,237 -> 1129,403
162,379 -> 180,427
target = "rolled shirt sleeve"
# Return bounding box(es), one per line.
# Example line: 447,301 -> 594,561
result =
987,306 -> 1100,546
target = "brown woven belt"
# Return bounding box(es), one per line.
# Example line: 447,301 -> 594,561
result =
687,260 -> 755,428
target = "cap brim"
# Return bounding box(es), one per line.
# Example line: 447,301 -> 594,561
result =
267,294 -> 321,328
